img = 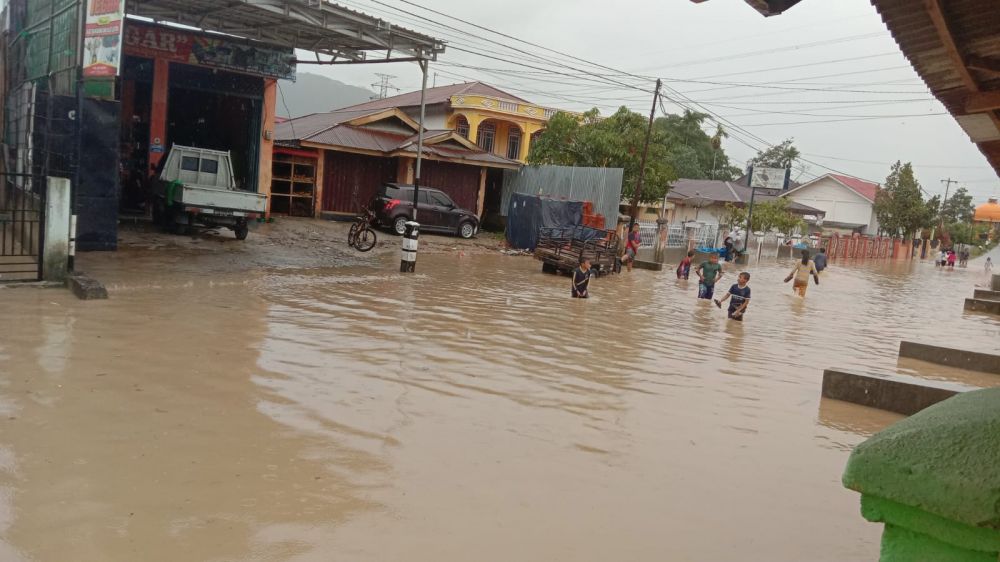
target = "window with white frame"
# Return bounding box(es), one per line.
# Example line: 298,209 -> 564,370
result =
477,122 -> 496,153
455,115 -> 470,139
507,127 -> 521,160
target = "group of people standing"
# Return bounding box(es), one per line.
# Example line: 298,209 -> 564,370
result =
937,248 -> 969,269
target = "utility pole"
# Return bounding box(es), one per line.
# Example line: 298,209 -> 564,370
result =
941,177 -> 958,210
400,60 -> 428,273
628,78 -> 662,227
371,73 -> 399,100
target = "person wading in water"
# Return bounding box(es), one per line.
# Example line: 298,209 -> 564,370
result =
572,257 -> 592,298
785,250 -> 819,298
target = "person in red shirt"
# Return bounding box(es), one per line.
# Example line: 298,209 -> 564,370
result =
624,223 -> 641,272
677,250 -> 694,279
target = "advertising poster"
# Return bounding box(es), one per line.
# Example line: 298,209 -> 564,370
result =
123,22 -> 297,81
82,0 -> 126,77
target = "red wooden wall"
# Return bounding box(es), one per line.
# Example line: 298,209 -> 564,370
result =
322,151 -> 396,213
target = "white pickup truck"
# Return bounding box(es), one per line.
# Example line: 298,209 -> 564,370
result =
152,145 -> 267,240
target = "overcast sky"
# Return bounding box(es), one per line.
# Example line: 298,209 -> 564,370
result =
298,0 -> 999,202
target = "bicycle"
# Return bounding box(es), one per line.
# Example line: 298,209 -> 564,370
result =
348,208 -> 378,252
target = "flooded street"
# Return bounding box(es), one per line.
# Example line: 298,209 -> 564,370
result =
1,248 -> 998,562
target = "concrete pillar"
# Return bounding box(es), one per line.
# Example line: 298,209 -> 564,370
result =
843,388 -> 1000,561
43,177 -> 71,282
147,58 -> 169,176
259,79 -> 277,217
396,157 -> 415,184
476,167 -> 487,217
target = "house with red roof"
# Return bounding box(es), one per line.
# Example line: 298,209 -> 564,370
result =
783,173 -> 881,234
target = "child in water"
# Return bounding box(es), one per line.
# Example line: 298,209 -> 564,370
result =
785,250 -> 819,297
677,250 -> 694,280
572,257 -> 591,298
715,272 -> 751,321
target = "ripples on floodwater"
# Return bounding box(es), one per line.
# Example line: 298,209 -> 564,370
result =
0,250 -> 997,562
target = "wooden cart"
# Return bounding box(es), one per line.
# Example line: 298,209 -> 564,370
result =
534,226 -> 621,276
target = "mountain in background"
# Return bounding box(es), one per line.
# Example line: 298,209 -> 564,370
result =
276,73 -> 375,118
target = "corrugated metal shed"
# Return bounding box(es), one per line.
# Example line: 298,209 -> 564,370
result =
501,165 -> 624,224
871,0 -> 1000,177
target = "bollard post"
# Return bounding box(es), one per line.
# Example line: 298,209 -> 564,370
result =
400,221 -> 419,273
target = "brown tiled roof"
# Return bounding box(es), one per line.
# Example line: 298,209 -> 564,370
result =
668,178 -> 824,215
272,109 -> 519,169
338,81 -> 530,112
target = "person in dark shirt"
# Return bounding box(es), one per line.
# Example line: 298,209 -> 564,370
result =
813,248 -> 828,273
715,272 -> 751,321
572,257 -> 592,298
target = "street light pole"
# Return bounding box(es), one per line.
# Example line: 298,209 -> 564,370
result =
400,58 -> 429,273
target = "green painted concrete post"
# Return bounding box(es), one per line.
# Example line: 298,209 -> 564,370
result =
842,388 -> 1000,561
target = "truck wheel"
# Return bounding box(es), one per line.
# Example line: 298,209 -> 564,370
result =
542,262 -> 557,274
234,221 -> 249,241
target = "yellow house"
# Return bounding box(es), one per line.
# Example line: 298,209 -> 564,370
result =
337,81 -> 576,164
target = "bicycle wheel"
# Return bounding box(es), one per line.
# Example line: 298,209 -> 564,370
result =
347,221 -> 360,246
354,227 -> 377,252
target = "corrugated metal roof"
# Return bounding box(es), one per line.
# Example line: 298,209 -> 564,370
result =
668,179 -> 824,215
126,0 -> 445,62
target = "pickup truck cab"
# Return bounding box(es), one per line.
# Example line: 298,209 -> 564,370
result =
151,145 -> 267,240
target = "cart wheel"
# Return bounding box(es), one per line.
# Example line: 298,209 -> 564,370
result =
171,218 -> 188,236
234,221 -> 249,241
542,262 -> 557,274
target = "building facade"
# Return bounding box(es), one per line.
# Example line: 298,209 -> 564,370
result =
783,174 -> 880,235
338,82 -> 574,164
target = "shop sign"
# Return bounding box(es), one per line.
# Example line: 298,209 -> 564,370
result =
82,0 -> 126,78
124,23 -> 297,81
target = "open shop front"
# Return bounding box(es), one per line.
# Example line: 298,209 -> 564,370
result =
117,21 -> 288,218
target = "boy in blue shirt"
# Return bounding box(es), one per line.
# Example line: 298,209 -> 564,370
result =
715,272 -> 751,321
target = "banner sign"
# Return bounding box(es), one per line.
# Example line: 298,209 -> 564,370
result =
82,0 -> 126,78
748,166 -> 790,191
124,22 -> 297,81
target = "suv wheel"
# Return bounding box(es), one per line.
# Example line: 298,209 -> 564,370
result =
393,216 -> 408,236
458,221 -> 476,239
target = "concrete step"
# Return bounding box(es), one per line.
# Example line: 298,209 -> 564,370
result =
821,369 -> 975,416
899,341 -> 1000,375
973,289 -> 1000,301
964,298 -> 1000,314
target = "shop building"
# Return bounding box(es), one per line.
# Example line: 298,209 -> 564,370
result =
1,0 -> 443,251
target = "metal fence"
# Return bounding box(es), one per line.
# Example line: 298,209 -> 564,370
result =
501,165 -> 624,225
0,172 -> 44,281
649,223 -> 720,249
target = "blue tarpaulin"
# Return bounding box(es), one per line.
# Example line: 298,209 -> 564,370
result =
506,193 -> 584,250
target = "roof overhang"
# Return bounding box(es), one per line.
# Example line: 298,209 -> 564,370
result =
870,0 -> 1000,178
125,0 -> 445,63
689,0 -> 804,17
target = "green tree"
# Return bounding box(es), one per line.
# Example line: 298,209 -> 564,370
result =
940,187 -> 975,223
654,111 -> 741,181
874,161 -> 937,238
748,139 -> 800,169
720,202 -> 747,229
528,107 -> 675,204
750,198 -> 803,235
946,221 -> 989,246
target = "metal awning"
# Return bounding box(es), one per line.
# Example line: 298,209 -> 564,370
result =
124,0 -> 446,62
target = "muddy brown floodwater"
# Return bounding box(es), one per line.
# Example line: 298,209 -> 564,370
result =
1,245 -> 999,562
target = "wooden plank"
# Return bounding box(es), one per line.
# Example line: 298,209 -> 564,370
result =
967,56 -> 1000,76
965,90 -> 1000,113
